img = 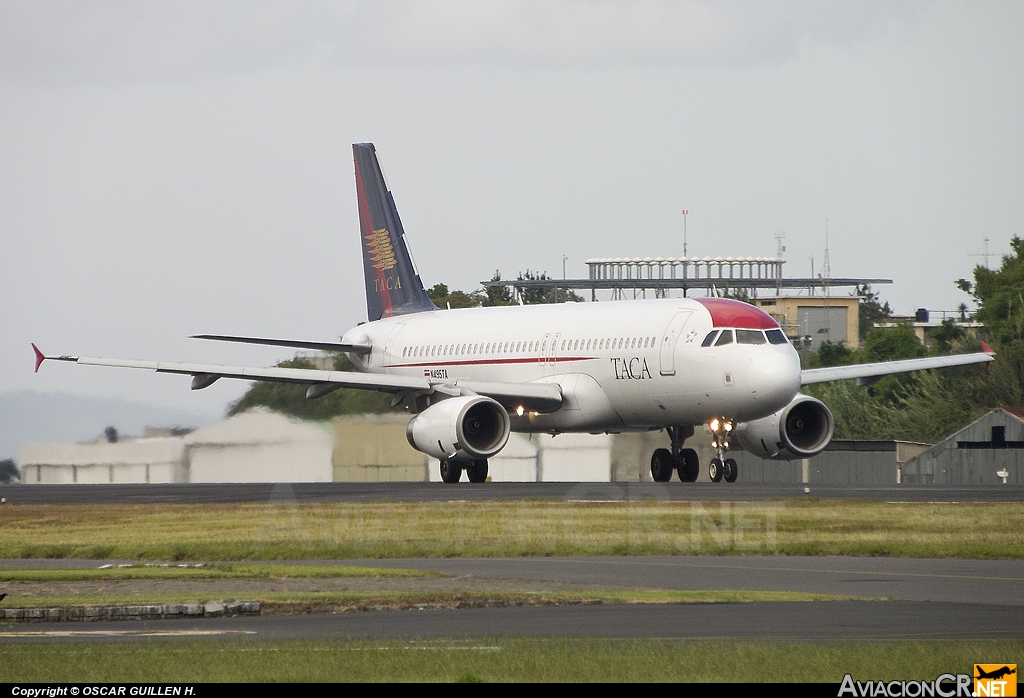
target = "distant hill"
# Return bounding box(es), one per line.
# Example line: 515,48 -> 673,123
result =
0,391 -> 220,462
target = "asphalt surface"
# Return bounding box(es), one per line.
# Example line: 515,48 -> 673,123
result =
1,601 -> 1022,642
342,556 -> 1024,606
5,556 -> 1021,605
1,556 -> 1022,642
2,481 -> 1023,504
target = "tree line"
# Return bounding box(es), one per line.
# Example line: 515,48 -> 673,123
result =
804,237 -> 1024,442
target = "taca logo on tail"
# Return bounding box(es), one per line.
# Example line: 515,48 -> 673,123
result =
352,143 -> 437,321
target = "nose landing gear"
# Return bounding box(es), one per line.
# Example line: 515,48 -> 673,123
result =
707,417 -> 739,484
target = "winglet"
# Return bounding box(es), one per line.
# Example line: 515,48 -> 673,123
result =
31,343 -> 45,373
980,339 -> 995,371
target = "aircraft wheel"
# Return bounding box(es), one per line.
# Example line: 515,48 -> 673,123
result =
723,458 -> 738,483
677,448 -> 699,482
709,458 -> 724,483
439,459 -> 462,484
467,459 -> 489,483
651,448 -> 674,482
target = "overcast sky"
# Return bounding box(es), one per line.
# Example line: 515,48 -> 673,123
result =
2,1 -> 1022,415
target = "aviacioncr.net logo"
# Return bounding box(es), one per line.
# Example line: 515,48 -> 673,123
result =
838,674 -> 973,697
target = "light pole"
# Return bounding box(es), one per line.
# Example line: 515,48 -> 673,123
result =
681,210 -> 689,298
561,255 -> 568,303
681,209 -> 689,258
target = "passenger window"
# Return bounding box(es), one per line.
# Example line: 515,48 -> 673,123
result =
701,331 -> 719,347
715,330 -> 734,346
766,329 -> 788,345
736,330 -> 766,345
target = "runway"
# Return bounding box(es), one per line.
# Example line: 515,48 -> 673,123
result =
3,481 -> 1022,505
2,601 -> 1022,642
1,556 -> 1021,642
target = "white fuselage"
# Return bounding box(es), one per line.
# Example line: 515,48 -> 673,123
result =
342,299 -> 802,433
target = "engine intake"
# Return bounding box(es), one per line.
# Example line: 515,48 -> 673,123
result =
733,394 -> 834,460
406,395 -> 511,462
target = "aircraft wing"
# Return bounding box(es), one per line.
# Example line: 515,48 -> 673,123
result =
33,346 -> 563,413
191,334 -> 372,355
800,351 -> 995,385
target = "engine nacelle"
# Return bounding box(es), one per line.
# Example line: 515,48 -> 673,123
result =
406,395 -> 511,462
733,394 -> 834,460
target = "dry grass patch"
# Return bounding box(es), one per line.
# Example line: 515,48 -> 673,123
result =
0,500 -> 1020,560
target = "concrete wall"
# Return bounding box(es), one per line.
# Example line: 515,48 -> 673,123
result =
536,433 -> 611,481
333,414 -> 428,482
184,410 -> 333,483
20,438 -> 186,484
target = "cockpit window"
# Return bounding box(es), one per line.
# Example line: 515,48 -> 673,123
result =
765,329 -> 788,345
701,331 -> 719,347
736,329 -> 767,345
714,330 -> 734,346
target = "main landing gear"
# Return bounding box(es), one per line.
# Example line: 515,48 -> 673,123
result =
651,421 -> 739,484
650,426 -> 700,482
439,458 -> 489,484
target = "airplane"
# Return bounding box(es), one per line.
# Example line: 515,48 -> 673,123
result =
975,666 -> 1016,681
33,143 -> 996,484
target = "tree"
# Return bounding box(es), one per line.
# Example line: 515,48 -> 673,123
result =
855,285 -> 892,340
864,324 -> 924,363
815,340 -> 854,367
228,355 -> 394,419
962,235 -> 1024,403
0,458 -> 19,484
517,269 -> 584,305
928,318 -> 967,355
970,237 -> 1024,344
482,270 -> 514,307
426,283 -> 484,309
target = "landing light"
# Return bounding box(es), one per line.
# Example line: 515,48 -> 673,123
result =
709,418 -> 720,432
516,405 -> 524,416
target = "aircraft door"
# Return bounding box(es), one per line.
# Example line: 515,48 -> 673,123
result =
548,333 -> 560,366
540,333 -> 551,365
383,322 -> 406,373
659,311 -> 693,376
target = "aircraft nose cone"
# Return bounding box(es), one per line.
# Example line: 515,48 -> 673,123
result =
749,350 -> 801,409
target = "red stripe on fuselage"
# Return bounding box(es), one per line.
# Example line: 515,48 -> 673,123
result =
385,356 -> 596,368
694,298 -> 779,329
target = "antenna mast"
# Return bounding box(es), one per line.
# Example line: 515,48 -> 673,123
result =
823,219 -> 831,343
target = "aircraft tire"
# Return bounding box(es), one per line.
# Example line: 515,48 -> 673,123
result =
723,458 -> 738,483
467,459 -> 489,483
677,448 -> 700,482
709,458 -> 724,483
651,449 -> 674,482
439,459 -> 463,484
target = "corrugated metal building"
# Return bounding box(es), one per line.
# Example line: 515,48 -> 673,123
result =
912,408 -> 1024,485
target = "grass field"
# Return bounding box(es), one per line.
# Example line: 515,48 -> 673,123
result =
1,499 -> 1021,560
0,638 -> 1017,682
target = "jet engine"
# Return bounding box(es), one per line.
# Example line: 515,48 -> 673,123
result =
406,395 -> 511,462
732,394 -> 834,460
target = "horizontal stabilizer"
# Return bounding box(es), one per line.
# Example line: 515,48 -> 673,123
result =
191,335 -> 372,355
801,351 -> 995,385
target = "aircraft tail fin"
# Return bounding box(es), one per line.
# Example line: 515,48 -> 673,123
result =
353,143 -> 437,321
